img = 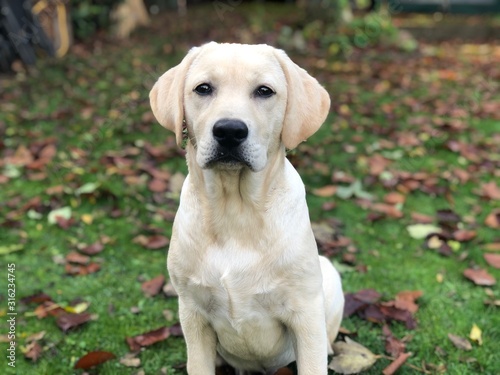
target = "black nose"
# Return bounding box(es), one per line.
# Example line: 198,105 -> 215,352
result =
213,119 -> 249,148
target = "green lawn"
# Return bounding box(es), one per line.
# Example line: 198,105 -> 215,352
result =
1,5 -> 499,374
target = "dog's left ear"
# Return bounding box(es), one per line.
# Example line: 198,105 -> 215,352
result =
149,47 -> 201,146
274,49 -> 331,149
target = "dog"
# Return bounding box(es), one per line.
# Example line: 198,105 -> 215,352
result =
150,42 -> 344,375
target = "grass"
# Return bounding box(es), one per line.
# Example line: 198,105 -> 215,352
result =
1,4 -> 499,374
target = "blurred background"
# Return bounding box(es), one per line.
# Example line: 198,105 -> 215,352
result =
1,1 -> 500,374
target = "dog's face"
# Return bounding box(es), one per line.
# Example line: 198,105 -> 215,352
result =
184,45 -> 287,171
150,42 -> 330,172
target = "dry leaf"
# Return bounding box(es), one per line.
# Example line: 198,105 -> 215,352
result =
484,253 -> 500,269
141,275 -> 165,297
448,333 -> 472,351
120,353 -> 141,367
463,268 -> 496,286
329,337 -> 378,374
126,326 -> 170,352
79,242 -> 104,255
23,341 -> 42,362
74,350 -> 116,369
485,210 -> 500,229
312,185 -> 337,197
56,312 -> 92,332
382,352 -> 411,375
480,182 -> 500,200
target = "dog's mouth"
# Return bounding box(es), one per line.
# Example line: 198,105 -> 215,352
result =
206,149 -> 252,170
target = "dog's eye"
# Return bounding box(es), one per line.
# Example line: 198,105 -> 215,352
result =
194,83 -> 213,96
254,86 -> 275,98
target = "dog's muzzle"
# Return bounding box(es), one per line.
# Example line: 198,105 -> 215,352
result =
208,118 -> 251,168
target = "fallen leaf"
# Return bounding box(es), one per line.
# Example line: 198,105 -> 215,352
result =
56,312 -> 92,332
126,326 -> 170,352
141,275 -> 166,297
463,268 -> 496,286
66,251 -> 90,265
383,192 -> 406,205
436,209 -> 461,229
480,181 -> 500,200
484,253 -> 500,269
407,224 -> 441,239
382,352 -> 411,375
22,341 -> 42,362
47,206 -> 72,225
485,210 -> 500,229
452,230 -> 476,242
312,185 -> 337,197
448,333 -> 472,351
74,350 -> 116,369
163,281 -> 178,297
329,337 -> 378,374
79,242 -> 105,255
133,234 -> 170,250
149,178 -> 168,192
469,324 -> 482,345
410,212 -> 434,224
383,325 -> 406,357
120,353 -> 141,367
394,290 -> 423,314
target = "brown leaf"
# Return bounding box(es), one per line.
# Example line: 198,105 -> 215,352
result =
383,325 -> 406,357
452,230 -> 476,242
382,352 -> 411,375
448,333 -> 472,351
395,290 -> 422,314
354,289 -> 382,304
65,262 -> 101,276
368,154 -> 391,176
383,192 -> 406,205
371,203 -> 403,218
74,350 -> 116,369
133,234 -> 170,250
169,322 -> 183,337
312,185 -> 337,197
463,268 -> 496,286
149,178 -> 168,192
66,251 -> 90,265
79,242 -> 105,255
126,326 -> 170,352
480,182 -> 500,200
34,301 -> 65,319
274,368 -> 294,375
141,275 -> 166,297
485,210 -> 500,229
484,253 -> 500,269
21,292 -> 53,305
411,212 -> 434,224
23,341 -> 42,362
56,312 -> 92,332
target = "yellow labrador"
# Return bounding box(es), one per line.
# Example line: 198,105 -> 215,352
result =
150,42 -> 344,375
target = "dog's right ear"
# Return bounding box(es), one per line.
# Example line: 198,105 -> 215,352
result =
149,47 -> 201,146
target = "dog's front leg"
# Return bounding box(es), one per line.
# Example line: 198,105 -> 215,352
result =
289,295 -> 328,375
179,298 -> 217,375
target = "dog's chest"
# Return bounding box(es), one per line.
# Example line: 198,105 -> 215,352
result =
185,245 -> 285,326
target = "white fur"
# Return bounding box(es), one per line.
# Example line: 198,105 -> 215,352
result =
150,42 -> 344,375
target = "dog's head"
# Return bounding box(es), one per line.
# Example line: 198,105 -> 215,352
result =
150,42 -> 330,172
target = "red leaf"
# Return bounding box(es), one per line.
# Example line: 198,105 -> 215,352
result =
126,326 -> 170,352
141,275 -> 165,297
382,352 -> 411,375
74,351 -> 116,369
463,268 -> 496,286
484,254 -> 500,269
56,312 -> 92,332
21,292 -> 53,305
79,242 -> 104,255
